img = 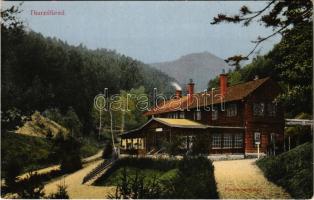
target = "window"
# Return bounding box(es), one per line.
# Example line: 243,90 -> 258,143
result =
179,111 -> 185,119
196,111 -> 201,120
212,134 -> 221,149
234,134 -> 243,148
223,134 -> 232,148
212,107 -> 218,120
253,103 -> 265,116
267,103 -> 277,117
254,132 -> 261,145
227,103 -> 237,117
174,113 -> 178,119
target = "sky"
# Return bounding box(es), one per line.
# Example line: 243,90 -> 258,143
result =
3,1 -> 281,64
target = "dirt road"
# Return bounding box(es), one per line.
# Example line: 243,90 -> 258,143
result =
18,150 -> 103,180
43,160 -> 115,198
213,159 -> 291,199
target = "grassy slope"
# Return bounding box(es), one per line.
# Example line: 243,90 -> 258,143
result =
256,142 -> 313,198
1,133 -> 101,176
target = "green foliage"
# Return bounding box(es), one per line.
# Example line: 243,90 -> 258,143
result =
3,159 -> 23,188
269,23 -> 313,116
53,136 -> 83,173
17,172 -> 46,199
2,5 -> 174,137
102,142 -> 113,159
47,182 -> 70,199
110,167 -> 162,199
1,108 -> 24,132
191,135 -> 210,155
211,0 -> 313,65
162,136 -> 185,156
209,1 -> 313,116
256,142 -> 313,198
163,156 -> 218,199
1,133 -> 54,177
95,157 -> 218,199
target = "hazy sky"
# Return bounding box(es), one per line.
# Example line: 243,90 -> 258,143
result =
3,1 -> 281,63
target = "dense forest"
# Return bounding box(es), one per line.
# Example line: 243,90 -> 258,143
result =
1,6 -> 175,135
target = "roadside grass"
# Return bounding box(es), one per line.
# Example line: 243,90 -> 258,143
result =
256,142 -> 313,199
94,157 -> 218,199
97,167 -> 178,186
1,133 -> 103,177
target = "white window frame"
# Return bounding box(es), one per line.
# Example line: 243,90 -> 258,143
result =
212,134 -> 221,149
223,134 -> 233,149
234,134 -> 243,148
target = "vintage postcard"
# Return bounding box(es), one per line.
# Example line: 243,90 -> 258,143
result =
1,1 -> 313,199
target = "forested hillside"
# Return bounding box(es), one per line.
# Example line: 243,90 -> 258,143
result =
1,8 -> 175,134
208,21 -> 312,117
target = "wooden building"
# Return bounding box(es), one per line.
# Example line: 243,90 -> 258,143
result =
120,74 -> 284,156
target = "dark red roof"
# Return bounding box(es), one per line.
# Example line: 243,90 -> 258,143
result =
145,77 -> 271,116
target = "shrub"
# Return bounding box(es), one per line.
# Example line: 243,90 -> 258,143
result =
98,157 -> 218,199
17,172 -> 45,199
163,156 -> 218,199
256,142 -> 313,198
4,159 -> 22,188
58,136 -> 83,173
111,167 -> 162,199
48,181 -> 69,199
102,142 -> 113,159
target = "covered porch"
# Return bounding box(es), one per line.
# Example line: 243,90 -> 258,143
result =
119,117 -> 245,155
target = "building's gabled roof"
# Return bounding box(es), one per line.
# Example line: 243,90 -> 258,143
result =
119,117 -> 208,137
154,118 -> 208,129
145,77 -> 271,116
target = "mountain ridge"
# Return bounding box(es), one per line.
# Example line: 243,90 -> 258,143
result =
150,52 -> 231,92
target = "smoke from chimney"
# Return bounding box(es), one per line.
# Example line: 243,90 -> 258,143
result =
171,82 -> 182,91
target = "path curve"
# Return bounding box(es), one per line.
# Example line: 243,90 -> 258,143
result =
213,159 -> 291,199
18,150 -> 103,180
43,160 -> 115,199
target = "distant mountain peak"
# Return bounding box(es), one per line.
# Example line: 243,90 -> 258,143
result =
150,52 -> 231,92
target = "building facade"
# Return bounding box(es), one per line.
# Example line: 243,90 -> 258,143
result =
120,74 -> 284,156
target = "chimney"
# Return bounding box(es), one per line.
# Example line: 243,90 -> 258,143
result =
220,70 -> 227,97
187,79 -> 194,96
254,75 -> 259,80
175,90 -> 182,99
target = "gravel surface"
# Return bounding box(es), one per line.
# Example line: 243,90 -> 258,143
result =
213,159 -> 291,199
43,160 -> 115,199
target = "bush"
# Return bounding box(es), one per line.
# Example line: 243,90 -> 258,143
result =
48,182 -> 69,199
96,157 -> 218,199
110,167 -> 162,199
4,159 -> 23,188
17,172 -> 45,199
256,142 -> 313,198
102,142 -> 113,159
57,136 -> 83,173
163,156 -> 218,199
